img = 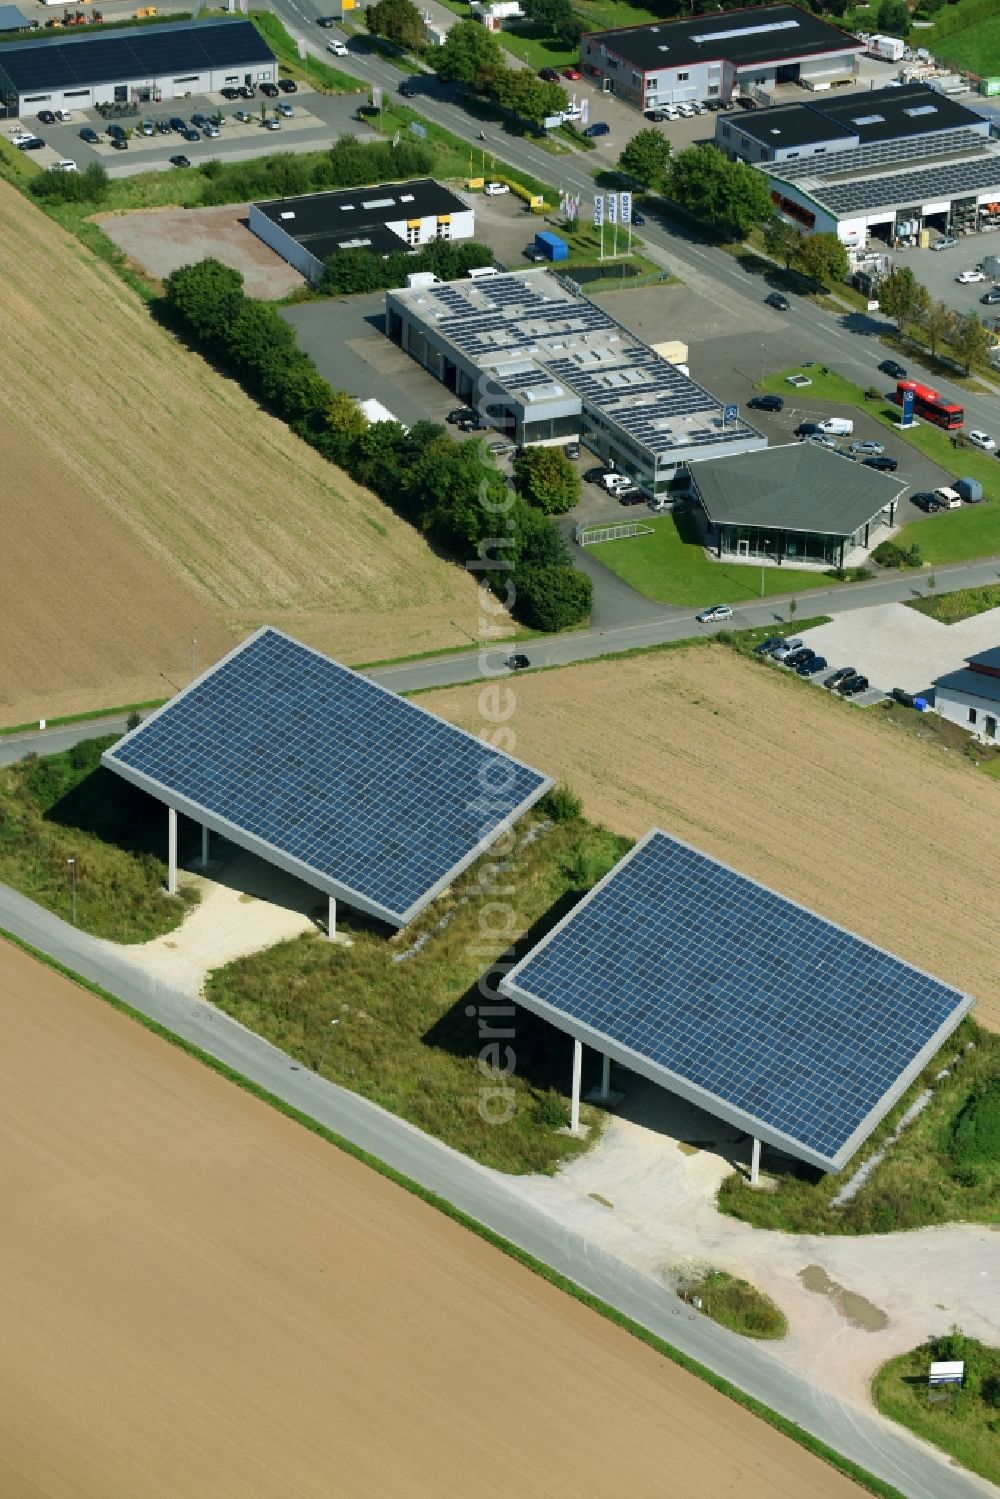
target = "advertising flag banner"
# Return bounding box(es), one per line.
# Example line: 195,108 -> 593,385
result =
372,86 -> 382,109
607,192 -> 617,224
297,37 -> 307,59
593,194 -> 604,226
580,96 -> 589,124
619,190 -> 632,225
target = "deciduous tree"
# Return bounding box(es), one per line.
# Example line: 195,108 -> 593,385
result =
877,265 -> 929,334
952,313 -> 991,374
618,128 -> 672,190
668,145 -> 772,237
920,299 -> 955,358
434,19 -> 504,87
763,214 -> 805,271
365,0 -> 426,51
794,231 -> 849,289
163,258 -> 246,346
512,446 -> 581,514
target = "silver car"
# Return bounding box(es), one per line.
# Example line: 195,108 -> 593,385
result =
771,637 -> 804,662
850,439 -> 885,456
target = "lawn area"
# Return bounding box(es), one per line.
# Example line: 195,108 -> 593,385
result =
370,101 -> 556,203
675,1269 -> 788,1340
205,806 -> 631,1174
593,510 -> 841,607
934,14 -> 1000,74
906,584 -> 1000,624
251,12 -> 362,93
761,367 -> 1000,564
717,1016 -> 1000,1234
873,1332 -> 1000,1488
554,221 -> 660,277
0,737 -> 198,942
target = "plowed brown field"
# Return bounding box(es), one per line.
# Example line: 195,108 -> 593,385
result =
0,940 -> 860,1499
422,648 -> 1000,1031
0,182 -> 485,725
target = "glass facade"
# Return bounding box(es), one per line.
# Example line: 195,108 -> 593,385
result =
522,414 -> 580,444
717,524 -> 853,566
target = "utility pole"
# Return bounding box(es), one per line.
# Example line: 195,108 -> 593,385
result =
67,857 -> 77,926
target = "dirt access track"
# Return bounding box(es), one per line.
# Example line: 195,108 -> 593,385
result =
422,646 -> 1000,1032
0,181 -> 486,727
0,939 -> 860,1499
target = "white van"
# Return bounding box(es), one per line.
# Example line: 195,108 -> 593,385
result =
934,486 -> 962,510
817,417 -> 854,436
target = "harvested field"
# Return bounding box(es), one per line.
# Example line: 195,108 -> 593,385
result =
422,647 -> 1000,1031
0,940 -> 861,1499
0,181 -> 486,725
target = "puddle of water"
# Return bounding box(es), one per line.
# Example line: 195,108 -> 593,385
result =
164,940 -> 177,950
588,1192 -> 614,1209
798,1264 -> 888,1331
238,893 -> 256,904
677,1143 -> 701,1156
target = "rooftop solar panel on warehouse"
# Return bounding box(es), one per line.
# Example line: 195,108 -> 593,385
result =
500,830 -> 973,1170
102,628 -> 552,927
0,19 -> 272,92
811,152 -> 1000,215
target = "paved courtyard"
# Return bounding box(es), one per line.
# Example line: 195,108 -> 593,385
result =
799,601 -> 1000,698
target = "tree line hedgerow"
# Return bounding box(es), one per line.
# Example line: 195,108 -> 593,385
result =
162,259 -> 591,632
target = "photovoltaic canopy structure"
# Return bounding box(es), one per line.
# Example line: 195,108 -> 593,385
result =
499,830 -> 974,1171
101,628 -> 552,928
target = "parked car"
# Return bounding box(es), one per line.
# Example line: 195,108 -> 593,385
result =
841,674 -> 870,696
458,416 -> 490,432
327,38 -> 348,54
264,117 -> 280,130
182,128 -> 201,142
966,429 -> 996,452
799,655 -> 828,676
564,441 -> 580,459
489,440 -> 513,456
169,154 -> 191,168
523,243 -> 546,262
911,491 -> 940,513
878,358 -> 907,380
235,110 -> 254,123
277,101 -> 294,117
824,665 -> 855,687
106,123 -> 125,138
54,108 -> 71,122
260,81 -> 279,97
930,236 -> 958,251
53,159 -> 77,172
784,647 -> 814,669
584,122 -> 610,137
981,288 -> 1000,306
278,79 -> 298,93
79,126 -> 99,144
771,638 -> 803,661
765,291 -> 789,310
239,84 -> 256,98
601,472 -> 634,492
36,109 -> 56,125
447,407 -> 474,425
817,417 -> 853,436
506,654 -> 530,671
696,604 -> 733,623
139,118 -> 155,135
110,137 -> 128,150
795,421 -> 823,438
935,486 -> 962,509
156,120 -> 172,134
619,489 -> 648,506
748,393 -> 784,412
850,439 -> 885,456
483,181 -> 509,196
191,113 -> 209,129
169,116 -> 187,132
956,269 -> 985,284
563,66 -> 581,80
808,434 -> 839,451
17,136 -> 44,150
645,109 -> 667,121
539,67 -> 560,82
890,687 -> 915,708
753,636 -> 786,655
863,455 -> 898,472
221,86 -> 240,100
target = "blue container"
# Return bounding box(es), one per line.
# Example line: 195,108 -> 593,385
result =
534,231 -> 569,262
955,477 -> 983,504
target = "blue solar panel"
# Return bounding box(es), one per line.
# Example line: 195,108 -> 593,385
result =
102,629 -> 551,926
501,831 -> 973,1169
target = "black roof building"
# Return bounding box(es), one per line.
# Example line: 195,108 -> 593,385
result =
0,17 -> 272,97
253,179 -> 470,262
728,82 -> 985,152
583,5 -> 860,77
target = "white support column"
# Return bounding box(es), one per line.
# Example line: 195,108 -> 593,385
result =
600,1053 -> 611,1101
570,1037 -> 582,1133
200,824 -> 209,868
167,806 -> 177,895
328,895 -> 337,941
750,1136 -> 761,1186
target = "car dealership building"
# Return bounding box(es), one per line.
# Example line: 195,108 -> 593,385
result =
0,18 -> 276,116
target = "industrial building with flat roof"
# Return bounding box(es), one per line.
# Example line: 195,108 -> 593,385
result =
0,17 -> 275,115
580,4 -> 862,111
385,269 -> 765,487
716,82 -> 1000,249
249,180 -> 474,283
689,442 -> 905,568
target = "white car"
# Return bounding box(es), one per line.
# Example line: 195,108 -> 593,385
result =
966,429 -> 997,452
54,109 -> 71,122
327,38 -> 348,55
53,159 -> 78,172
956,269 -> 986,284
483,181 -> 509,196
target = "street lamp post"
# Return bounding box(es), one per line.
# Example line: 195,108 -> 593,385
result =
760,343 -> 766,388
67,857 -> 77,926
317,1019 -> 339,1075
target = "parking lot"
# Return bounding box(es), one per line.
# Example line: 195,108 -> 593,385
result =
5,84 -> 368,176
797,600 -> 1000,700
894,240 -> 1000,320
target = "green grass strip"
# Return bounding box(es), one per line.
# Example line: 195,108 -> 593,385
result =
0,924 -> 905,1499
0,699 -> 165,738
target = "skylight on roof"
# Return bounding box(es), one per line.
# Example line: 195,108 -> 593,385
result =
362,197 -> 395,209
279,211 -> 295,220
691,18 -> 798,42
853,113 -> 885,125
903,104 -> 937,117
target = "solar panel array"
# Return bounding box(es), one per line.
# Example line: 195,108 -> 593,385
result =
0,20 -> 271,93
103,629 -> 550,926
780,127 -> 989,181
810,151 -> 1000,215
501,831 -> 972,1168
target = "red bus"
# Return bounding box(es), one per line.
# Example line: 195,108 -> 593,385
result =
894,380 -> 963,430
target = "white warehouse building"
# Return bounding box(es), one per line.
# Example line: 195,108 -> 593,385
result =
934,647 -> 1000,743
0,18 -> 276,116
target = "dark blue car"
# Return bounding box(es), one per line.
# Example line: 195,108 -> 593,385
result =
798,656 -> 827,676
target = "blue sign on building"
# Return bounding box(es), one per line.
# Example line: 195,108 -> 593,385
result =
901,388 -> 915,426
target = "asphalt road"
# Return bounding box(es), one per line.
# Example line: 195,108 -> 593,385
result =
0,879 -> 991,1499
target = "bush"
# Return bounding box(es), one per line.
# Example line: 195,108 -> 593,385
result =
864,385 -> 882,401
511,446 -> 580,515
539,784 -> 582,822
952,1082 -> 1000,1167
871,540 -> 922,569
514,565 -> 592,631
